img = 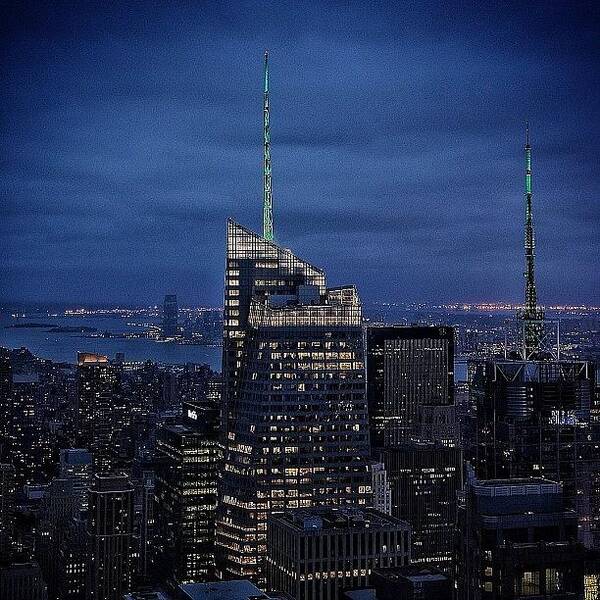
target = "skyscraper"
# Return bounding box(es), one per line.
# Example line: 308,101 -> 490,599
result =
473,358 -> 597,542
86,473 -> 134,600
59,449 -> 92,513
36,478 -> 79,598
0,349 -> 11,461
162,294 -> 179,338
0,463 -> 16,564
221,219 -> 327,441
381,442 -> 463,571
469,127 -> 600,547
6,373 -> 53,487
0,562 -> 48,600
266,507 -> 411,600
76,353 -> 118,473
216,220 -> 372,584
154,405 -> 221,584
366,326 -> 455,448
457,478 -> 585,600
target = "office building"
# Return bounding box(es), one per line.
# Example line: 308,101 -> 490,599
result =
473,359 -> 598,543
59,449 -> 93,513
6,373 -> 53,487
163,295 -> 179,338
178,579 -> 283,600
266,507 -> 411,600
371,463 -> 392,515
55,518 -> 87,600
217,220 -> 372,584
414,404 -> 459,447
366,326 -> 454,448
36,478 -> 79,595
86,473 -> 134,600
77,353 -> 118,473
381,442 -> 463,571
135,471 -> 155,585
456,478 -> 585,599
370,565 -> 451,600
0,463 -> 16,563
0,561 -> 48,600
0,348 -> 12,460
154,405 -> 220,584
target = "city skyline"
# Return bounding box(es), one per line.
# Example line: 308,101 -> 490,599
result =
2,2 -> 599,306
2,4 -> 600,599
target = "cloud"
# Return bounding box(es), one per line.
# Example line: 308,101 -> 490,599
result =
1,1 -> 599,305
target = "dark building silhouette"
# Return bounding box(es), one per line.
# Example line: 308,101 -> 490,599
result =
381,442 -> 463,571
0,463 -> 16,564
59,449 -> 92,513
0,348 -> 12,461
135,471 -> 155,586
267,507 -> 411,600
55,518 -> 87,600
5,373 -> 53,487
36,478 -> 79,598
0,561 -> 48,600
76,353 -> 118,473
217,220 -> 372,585
473,359 -> 598,545
86,473 -> 134,600
456,478 -> 585,600
370,565 -> 452,600
162,295 -> 179,338
366,326 -> 454,448
154,405 -> 220,584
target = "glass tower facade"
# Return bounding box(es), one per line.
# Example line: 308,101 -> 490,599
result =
366,326 -> 454,448
216,221 -> 371,584
154,406 -> 221,584
473,359 -> 598,546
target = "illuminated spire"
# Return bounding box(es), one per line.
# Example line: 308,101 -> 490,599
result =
524,122 -> 536,315
522,123 -> 544,358
263,50 -> 274,241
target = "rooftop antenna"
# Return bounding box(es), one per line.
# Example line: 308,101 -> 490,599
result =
263,50 -> 274,241
521,123 -> 545,358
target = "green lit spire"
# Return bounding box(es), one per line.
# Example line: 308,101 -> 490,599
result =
524,122 -> 536,316
263,50 -> 274,241
522,122 -> 544,358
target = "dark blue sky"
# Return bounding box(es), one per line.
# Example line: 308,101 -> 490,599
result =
2,1 -> 599,306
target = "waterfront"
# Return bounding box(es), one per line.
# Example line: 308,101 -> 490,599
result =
0,312 -> 222,369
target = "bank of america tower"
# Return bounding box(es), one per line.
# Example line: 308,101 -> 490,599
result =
216,220 -> 372,584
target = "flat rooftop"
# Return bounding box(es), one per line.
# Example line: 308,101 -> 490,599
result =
473,479 -> 561,496
179,580 -> 270,600
273,507 -> 409,533
373,565 -> 449,584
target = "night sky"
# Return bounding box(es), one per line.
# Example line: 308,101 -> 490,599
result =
2,1 -> 599,306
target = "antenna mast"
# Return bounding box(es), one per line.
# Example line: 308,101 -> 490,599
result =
522,123 -> 544,357
263,50 -> 274,241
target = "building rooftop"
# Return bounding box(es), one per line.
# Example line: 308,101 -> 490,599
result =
178,580 -> 272,600
373,565 -> 449,584
342,590 -> 377,600
472,478 -> 561,496
123,592 -> 172,600
60,448 -> 92,464
12,373 -> 39,384
90,473 -> 133,493
273,507 -> 409,533
77,352 -> 109,365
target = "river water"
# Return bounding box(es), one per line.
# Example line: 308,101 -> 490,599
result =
0,312 -> 222,369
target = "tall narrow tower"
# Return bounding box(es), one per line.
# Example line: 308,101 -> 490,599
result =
522,124 -> 544,358
263,50 -> 274,241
